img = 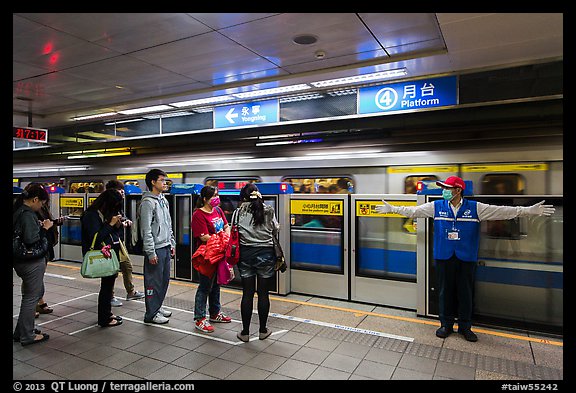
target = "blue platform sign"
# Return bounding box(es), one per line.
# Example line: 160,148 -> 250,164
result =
358,76 -> 457,115
214,99 -> 279,128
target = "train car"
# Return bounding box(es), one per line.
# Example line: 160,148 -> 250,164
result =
12,138 -> 563,333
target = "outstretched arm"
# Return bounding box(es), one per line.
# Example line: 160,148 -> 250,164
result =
375,200 -> 435,218
477,200 -> 555,221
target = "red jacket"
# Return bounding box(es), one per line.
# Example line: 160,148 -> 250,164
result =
192,231 -> 230,278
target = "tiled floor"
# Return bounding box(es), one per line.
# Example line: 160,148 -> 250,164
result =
13,261 -> 563,381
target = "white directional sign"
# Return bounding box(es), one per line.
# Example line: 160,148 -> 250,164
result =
214,99 -> 279,128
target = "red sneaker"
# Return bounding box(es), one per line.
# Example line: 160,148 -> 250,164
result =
209,312 -> 232,323
195,317 -> 214,333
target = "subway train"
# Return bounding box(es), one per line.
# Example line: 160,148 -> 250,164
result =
13,136 -> 563,334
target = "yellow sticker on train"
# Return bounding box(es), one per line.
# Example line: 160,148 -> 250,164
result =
60,197 -> 84,208
461,163 -> 548,172
387,166 -> 458,173
291,200 -> 343,215
116,172 -> 183,180
356,200 -> 417,218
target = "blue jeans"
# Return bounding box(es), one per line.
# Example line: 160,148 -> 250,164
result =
194,272 -> 221,320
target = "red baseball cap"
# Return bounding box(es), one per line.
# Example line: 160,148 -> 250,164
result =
436,176 -> 466,190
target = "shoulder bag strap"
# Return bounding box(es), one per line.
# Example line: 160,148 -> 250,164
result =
90,232 -> 99,251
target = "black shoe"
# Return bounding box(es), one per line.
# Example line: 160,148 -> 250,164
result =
458,328 -> 478,342
99,319 -> 123,328
13,329 -> 41,342
435,326 -> 454,338
21,333 -> 49,346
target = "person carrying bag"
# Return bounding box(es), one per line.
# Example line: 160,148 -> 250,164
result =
12,184 -> 53,346
80,189 -> 125,328
235,184 -> 280,342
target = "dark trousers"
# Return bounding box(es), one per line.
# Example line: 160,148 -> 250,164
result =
13,258 -> 46,343
436,255 -> 477,331
143,245 -> 171,321
98,273 -> 118,326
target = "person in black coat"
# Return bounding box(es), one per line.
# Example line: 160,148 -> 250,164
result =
80,189 -> 124,327
13,183 -> 53,345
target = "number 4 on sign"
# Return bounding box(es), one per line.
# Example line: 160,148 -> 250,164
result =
375,87 -> 398,110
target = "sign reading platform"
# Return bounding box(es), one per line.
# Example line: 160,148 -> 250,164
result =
214,99 -> 279,128
358,76 -> 457,115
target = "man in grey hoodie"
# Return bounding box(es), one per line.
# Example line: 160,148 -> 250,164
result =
140,169 -> 176,324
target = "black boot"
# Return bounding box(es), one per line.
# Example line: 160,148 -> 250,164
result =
435,326 -> 454,338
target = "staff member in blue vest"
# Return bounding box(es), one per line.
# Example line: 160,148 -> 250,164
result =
376,176 -> 555,342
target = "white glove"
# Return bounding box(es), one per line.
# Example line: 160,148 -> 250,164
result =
527,200 -> 555,216
375,200 -> 394,214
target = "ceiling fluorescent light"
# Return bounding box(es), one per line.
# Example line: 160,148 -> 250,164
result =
171,96 -> 234,108
117,105 -> 175,115
306,149 -> 381,156
71,112 -> 117,121
104,118 -> 145,125
233,84 -> 311,99
311,69 -> 408,88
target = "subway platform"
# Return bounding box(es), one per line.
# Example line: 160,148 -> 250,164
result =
13,261 -> 563,382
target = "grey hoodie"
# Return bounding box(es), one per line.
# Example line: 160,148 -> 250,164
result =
138,191 -> 175,259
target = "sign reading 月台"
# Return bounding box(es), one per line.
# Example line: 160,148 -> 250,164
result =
358,76 -> 457,115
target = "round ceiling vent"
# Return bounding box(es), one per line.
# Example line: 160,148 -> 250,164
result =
292,34 -> 318,45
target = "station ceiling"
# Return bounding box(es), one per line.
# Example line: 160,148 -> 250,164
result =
13,13 -> 563,130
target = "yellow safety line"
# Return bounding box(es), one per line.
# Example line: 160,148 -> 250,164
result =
48,262 -> 563,347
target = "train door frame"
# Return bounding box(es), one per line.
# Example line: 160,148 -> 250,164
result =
351,194 -> 419,309
289,193 -> 349,300
58,192 -> 86,263
173,193 -> 195,281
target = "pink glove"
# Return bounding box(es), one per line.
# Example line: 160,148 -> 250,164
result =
101,244 -> 112,258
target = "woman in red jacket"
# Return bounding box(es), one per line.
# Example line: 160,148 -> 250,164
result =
191,185 -> 232,333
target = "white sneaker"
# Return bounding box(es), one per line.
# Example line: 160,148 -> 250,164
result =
150,312 -> 169,324
159,307 -> 172,318
110,297 -> 123,307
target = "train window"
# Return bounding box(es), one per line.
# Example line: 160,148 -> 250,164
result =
481,174 -> 525,195
480,174 -> 526,239
69,181 -> 105,193
404,175 -> 438,194
204,177 -> 261,191
124,180 -> 141,188
283,177 -> 354,194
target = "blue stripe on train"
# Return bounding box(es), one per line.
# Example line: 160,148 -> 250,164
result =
357,248 -> 416,275
475,266 -> 563,289
291,243 -> 563,289
291,242 -> 341,267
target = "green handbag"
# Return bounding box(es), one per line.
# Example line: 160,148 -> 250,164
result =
81,233 -> 120,278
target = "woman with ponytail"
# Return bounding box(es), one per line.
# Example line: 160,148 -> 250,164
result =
235,183 -> 279,342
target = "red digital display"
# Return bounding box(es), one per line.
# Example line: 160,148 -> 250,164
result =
13,126 -> 48,143
217,181 -> 248,190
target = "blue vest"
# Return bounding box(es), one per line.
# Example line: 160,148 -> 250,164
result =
433,199 -> 480,262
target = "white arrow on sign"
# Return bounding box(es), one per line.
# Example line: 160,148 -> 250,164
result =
225,107 -> 238,124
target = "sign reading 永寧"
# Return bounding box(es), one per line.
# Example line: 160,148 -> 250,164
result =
214,99 -> 279,128
358,76 -> 457,115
